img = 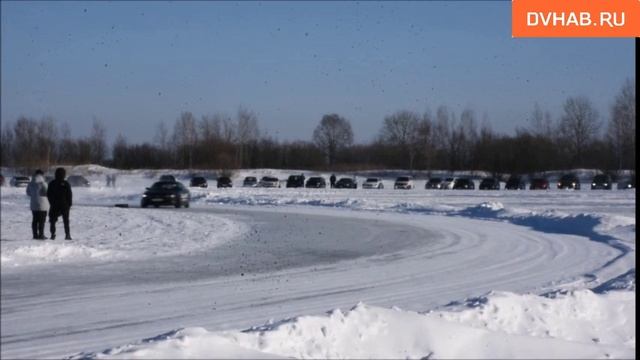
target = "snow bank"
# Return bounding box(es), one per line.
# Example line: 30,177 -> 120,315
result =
0,200 -> 245,267
74,289 -> 635,359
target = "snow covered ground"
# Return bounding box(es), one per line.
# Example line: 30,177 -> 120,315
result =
0,166 -> 635,359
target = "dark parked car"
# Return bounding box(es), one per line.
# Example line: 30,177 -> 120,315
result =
479,177 -> 500,190
617,175 -> 635,190
530,178 -> 549,190
425,178 -> 443,189
243,176 -> 258,187
159,174 -> 176,182
141,181 -> 190,208
305,177 -> 327,188
67,175 -> 90,187
335,177 -> 357,189
557,173 -> 580,190
10,176 -> 30,187
453,178 -> 475,190
591,174 -> 612,190
190,176 -> 208,188
217,176 -> 233,188
505,175 -> 526,190
286,174 -> 305,188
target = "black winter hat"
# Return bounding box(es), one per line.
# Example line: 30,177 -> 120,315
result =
55,167 -> 66,180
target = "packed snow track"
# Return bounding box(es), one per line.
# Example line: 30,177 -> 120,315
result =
0,203 -> 622,359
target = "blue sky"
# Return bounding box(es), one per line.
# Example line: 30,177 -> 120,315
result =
1,1 -> 635,144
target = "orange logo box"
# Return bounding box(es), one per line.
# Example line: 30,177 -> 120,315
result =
513,0 -> 640,37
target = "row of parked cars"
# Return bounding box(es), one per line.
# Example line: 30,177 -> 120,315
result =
1,174 -> 91,187
424,173 -> 635,190
185,173 -> 635,191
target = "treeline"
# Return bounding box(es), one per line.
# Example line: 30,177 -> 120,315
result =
1,79 -> 635,176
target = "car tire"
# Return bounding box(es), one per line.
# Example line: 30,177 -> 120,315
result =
141,202 -> 148,208
175,201 -> 181,208
184,202 -> 189,208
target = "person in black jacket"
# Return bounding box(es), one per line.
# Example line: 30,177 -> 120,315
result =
47,167 -> 73,240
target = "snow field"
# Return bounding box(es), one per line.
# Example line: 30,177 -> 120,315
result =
1,168 -> 635,359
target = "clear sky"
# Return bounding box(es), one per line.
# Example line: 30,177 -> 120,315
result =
1,1 -> 635,144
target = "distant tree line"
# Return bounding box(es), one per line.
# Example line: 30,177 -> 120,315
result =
1,79 -> 635,176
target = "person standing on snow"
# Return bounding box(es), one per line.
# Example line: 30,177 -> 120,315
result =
26,169 -> 50,240
47,167 -> 73,240
330,174 -> 336,188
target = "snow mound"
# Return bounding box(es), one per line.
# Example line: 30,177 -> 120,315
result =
75,290 -> 635,359
1,242 -> 112,266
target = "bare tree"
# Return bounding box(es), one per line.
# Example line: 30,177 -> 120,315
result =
13,116 -> 40,170
173,112 -> 198,169
154,121 -> 169,150
379,110 -> 422,170
89,118 -> 107,164
607,79 -> 635,170
559,96 -> 601,166
528,103 -> 554,138
1,122 -> 15,168
312,113 -> 354,167
37,116 -> 58,170
236,107 -> 260,167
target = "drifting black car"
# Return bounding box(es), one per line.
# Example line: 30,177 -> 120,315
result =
335,177 -> 357,189
591,174 -> 612,190
557,174 -> 580,190
67,175 -> 90,187
141,181 -> 190,208
242,176 -> 258,187
190,176 -> 208,188
617,175 -> 635,190
479,177 -> 500,190
505,175 -> 526,190
305,177 -> 327,188
425,178 -> 443,189
452,178 -> 475,190
10,176 -> 30,187
286,174 -> 305,188
217,176 -> 233,188
530,178 -> 549,190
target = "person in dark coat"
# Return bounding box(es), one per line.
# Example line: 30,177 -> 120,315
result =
26,169 -> 50,240
47,167 -> 73,240
330,174 -> 336,188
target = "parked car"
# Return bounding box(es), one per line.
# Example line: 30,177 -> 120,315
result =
362,178 -> 384,189
259,176 -> 280,188
425,177 -> 443,189
505,175 -> 526,190
159,174 -> 176,182
557,173 -> 580,190
335,177 -> 357,189
453,178 -> 475,190
591,174 -> 612,190
617,175 -> 635,190
67,175 -> 90,187
189,176 -> 208,188
286,174 -> 305,188
217,176 -> 233,188
530,177 -> 549,190
10,176 -> 30,187
141,181 -> 190,208
242,176 -> 258,187
394,176 -> 414,189
441,177 -> 456,190
305,177 -> 327,188
479,177 -> 500,190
